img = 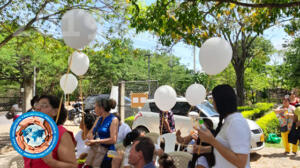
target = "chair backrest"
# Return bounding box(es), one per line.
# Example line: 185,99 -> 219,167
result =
8,155 -> 24,168
168,151 -> 192,168
157,133 -> 177,153
145,132 -> 160,144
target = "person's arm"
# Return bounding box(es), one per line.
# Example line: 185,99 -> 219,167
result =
210,138 -> 248,168
176,130 -> 193,145
163,118 -> 172,133
42,132 -> 77,168
196,119 -> 250,168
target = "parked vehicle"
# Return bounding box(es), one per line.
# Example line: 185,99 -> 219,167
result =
132,98 -> 265,152
68,102 -> 83,125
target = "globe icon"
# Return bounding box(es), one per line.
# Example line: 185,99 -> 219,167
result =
22,124 -> 46,147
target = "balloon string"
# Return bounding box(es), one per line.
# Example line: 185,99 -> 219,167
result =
160,111 -> 164,135
56,96 -> 64,123
57,51 -> 74,123
79,76 -> 85,120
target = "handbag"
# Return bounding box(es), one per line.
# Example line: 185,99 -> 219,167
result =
85,117 -> 109,167
280,125 -> 288,132
85,144 -> 108,167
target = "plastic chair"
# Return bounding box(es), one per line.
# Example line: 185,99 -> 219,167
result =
157,133 -> 177,153
145,132 -> 160,144
168,151 -> 192,168
8,155 -> 24,168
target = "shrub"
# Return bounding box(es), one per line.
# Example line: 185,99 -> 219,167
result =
241,103 -> 274,120
256,111 -> 280,138
238,105 -> 254,112
242,109 -> 260,120
125,116 -> 134,128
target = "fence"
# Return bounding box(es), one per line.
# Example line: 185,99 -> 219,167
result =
118,80 -> 158,120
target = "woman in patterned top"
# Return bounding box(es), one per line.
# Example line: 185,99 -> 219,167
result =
159,110 -> 176,134
275,96 -> 296,154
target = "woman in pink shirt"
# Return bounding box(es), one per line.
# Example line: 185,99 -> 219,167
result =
24,95 -> 77,168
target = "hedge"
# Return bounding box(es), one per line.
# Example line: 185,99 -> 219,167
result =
256,111 -> 280,137
241,103 -> 274,120
125,116 -> 134,128
237,105 -> 253,112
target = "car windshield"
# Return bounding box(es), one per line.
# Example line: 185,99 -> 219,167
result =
197,101 -> 219,117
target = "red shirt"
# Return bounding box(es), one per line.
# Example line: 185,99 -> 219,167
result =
24,125 -> 76,168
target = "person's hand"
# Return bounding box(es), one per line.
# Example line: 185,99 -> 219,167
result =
112,150 -> 124,168
176,129 -> 181,137
79,153 -> 88,160
87,132 -> 94,140
195,126 -> 215,144
191,132 -> 198,140
85,139 -> 99,146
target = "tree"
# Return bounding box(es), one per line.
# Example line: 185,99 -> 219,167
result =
0,0 -> 129,48
128,0 -> 294,105
283,37 -> 300,88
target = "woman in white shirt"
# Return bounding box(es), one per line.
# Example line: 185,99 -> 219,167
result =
196,84 -> 251,168
75,113 -> 96,161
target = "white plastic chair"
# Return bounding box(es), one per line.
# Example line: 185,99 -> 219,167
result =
157,133 -> 177,153
8,155 -> 24,168
169,151 -> 192,168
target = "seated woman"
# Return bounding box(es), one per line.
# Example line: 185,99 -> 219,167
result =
75,113 -> 96,167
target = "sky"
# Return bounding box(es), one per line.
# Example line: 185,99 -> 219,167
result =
130,26 -> 290,71
129,0 -> 291,71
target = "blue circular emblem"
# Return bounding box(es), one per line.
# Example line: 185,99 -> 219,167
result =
10,111 -> 59,159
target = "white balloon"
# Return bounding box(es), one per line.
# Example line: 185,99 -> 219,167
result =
69,51 -> 90,76
60,73 -> 78,94
61,9 -> 97,49
185,84 -> 206,106
199,37 -> 232,75
154,85 -> 177,111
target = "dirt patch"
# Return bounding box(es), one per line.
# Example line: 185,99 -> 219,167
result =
250,147 -> 300,168
0,132 -> 14,155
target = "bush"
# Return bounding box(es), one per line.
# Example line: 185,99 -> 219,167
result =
242,109 -> 260,120
241,103 -> 274,120
238,105 -> 254,112
125,116 -> 134,128
256,111 -> 280,138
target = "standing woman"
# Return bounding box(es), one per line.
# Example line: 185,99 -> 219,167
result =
24,95 -> 77,168
197,84 -> 251,168
86,98 -> 119,168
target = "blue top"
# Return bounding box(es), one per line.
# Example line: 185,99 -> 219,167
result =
93,113 -> 116,161
144,162 -> 156,168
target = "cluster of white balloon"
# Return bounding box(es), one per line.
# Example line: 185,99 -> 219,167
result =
59,9 -> 97,94
154,37 -> 232,111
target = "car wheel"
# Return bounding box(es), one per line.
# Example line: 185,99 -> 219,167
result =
136,126 -> 149,134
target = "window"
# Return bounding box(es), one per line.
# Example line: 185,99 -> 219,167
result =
149,103 -> 160,113
172,102 -> 191,116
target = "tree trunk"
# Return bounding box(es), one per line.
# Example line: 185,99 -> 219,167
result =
233,62 -> 245,106
24,78 -> 33,112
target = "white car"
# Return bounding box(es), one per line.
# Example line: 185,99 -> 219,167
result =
132,98 -> 264,152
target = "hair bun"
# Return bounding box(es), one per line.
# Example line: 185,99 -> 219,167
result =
109,99 -> 117,109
